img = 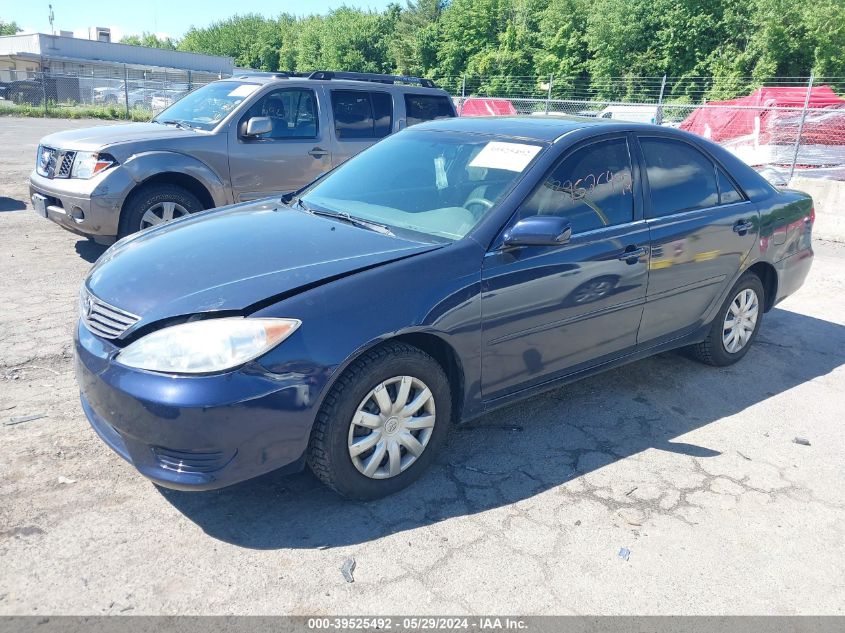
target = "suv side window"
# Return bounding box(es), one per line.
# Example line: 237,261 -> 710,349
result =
519,138 -> 635,235
331,90 -> 393,139
640,137 -> 720,217
404,94 -> 454,126
242,88 -> 318,140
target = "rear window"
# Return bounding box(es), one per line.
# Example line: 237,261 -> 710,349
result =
331,90 -> 393,139
404,94 -> 454,127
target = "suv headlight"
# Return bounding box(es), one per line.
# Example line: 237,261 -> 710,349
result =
116,317 -> 301,374
71,152 -> 116,179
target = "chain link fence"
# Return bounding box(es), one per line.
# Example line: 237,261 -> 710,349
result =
3,70 -> 844,184
0,67 -> 220,120
447,75 -> 845,185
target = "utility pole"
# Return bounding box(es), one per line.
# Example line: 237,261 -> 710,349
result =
48,4 -> 55,35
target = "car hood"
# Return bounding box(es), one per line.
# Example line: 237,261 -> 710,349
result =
85,201 -> 440,335
39,122 -> 195,152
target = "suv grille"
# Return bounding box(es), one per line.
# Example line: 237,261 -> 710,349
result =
36,146 -> 76,179
79,288 -> 140,340
56,151 -> 76,178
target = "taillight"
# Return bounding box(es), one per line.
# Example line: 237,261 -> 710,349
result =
807,206 -> 815,224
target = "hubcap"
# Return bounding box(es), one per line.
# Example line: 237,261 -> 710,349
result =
722,288 -> 759,353
347,375 -> 436,480
140,201 -> 190,230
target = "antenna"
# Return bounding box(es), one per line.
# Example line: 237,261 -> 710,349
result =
48,4 -> 55,35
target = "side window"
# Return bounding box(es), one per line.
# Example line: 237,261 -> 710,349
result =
640,137 -> 719,217
718,169 -> 743,205
243,88 -> 318,140
520,138 -> 635,234
404,94 -> 454,127
372,92 -> 393,138
331,90 -> 393,139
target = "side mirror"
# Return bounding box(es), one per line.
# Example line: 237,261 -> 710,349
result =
244,116 -> 272,137
501,215 -> 572,248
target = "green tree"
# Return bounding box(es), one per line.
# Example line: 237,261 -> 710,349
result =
388,0 -> 444,76
120,32 -> 178,50
0,19 -> 21,35
803,0 -> 845,77
138,0 -> 837,100
179,14 -> 282,70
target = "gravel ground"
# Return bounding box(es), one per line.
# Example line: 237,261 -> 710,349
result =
1,117 -> 844,615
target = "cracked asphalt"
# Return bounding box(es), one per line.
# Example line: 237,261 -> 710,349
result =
1,117 -> 844,615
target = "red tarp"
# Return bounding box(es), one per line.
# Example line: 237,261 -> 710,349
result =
459,97 -> 518,117
679,85 -> 845,143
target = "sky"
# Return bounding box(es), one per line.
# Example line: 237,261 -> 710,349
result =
6,0 -> 396,41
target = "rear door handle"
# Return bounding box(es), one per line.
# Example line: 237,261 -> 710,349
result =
309,147 -> 329,158
617,245 -> 648,263
733,219 -> 754,235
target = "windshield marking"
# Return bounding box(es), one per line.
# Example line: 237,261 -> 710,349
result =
469,141 -> 543,172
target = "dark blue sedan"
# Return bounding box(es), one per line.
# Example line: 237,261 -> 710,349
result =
76,116 -> 814,499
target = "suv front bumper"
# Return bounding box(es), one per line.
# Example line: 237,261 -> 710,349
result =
29,169 -> 130,244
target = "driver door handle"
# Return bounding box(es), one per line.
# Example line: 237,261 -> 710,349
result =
617,245 -> 648,263
733,219 -> 754,235
309,147 -> 329,158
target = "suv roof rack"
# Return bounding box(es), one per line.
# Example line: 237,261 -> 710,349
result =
234,71 -> 306,79
306,71 -> 437,88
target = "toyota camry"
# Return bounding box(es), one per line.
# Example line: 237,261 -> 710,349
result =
76,116 -> 814,499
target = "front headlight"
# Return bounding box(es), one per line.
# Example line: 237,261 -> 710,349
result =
71,152 -> 116,179
116,317 -> 301,374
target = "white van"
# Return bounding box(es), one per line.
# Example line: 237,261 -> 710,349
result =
598,105 -> 659,124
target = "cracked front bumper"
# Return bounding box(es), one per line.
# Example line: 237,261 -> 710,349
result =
29,169 -> 130,243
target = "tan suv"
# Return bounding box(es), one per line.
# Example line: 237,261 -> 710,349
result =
29,71 -> 457,244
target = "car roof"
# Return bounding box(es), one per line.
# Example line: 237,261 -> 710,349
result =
409,115 -> 639,142
222,74 -> 449,95
412,115 -> 729,143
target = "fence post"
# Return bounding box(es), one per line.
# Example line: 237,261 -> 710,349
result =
460,75 -> 466,115
788,73 -> 814,184
41,70 -> 48,116
656,74 -> 667,125
545,74 -> 553,114
123,64 -> 130,120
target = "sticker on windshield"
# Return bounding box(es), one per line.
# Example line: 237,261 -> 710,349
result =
434,156 -> 448,190
227,84 -> 259,98
469,142 -> 542,172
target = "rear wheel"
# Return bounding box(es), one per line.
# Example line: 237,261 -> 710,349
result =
119,184 -> 202,238
307,342 -> 452,500
689,272 -> 764,366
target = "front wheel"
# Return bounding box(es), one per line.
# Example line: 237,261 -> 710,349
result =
118,184 -> 202,238
689,272 -> 765,366
307,342 -> 452,500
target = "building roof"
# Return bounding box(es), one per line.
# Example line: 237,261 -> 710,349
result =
0,33 -> 233,74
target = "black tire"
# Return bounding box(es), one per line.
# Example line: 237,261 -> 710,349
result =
307,342 -> 452,500
689,272 -> 765,366
118,183 -> 203,238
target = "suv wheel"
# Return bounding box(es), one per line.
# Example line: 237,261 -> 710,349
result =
307,342 -> 452,500
119,184 -> 203,237
689,272 -> 765,366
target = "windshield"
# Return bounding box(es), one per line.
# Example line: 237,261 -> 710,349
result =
300,131 -> 545,241
152,81 -> 260,131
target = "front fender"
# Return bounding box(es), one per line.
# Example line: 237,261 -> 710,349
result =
121,151 -> 231,207
250,240 -> 485,422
